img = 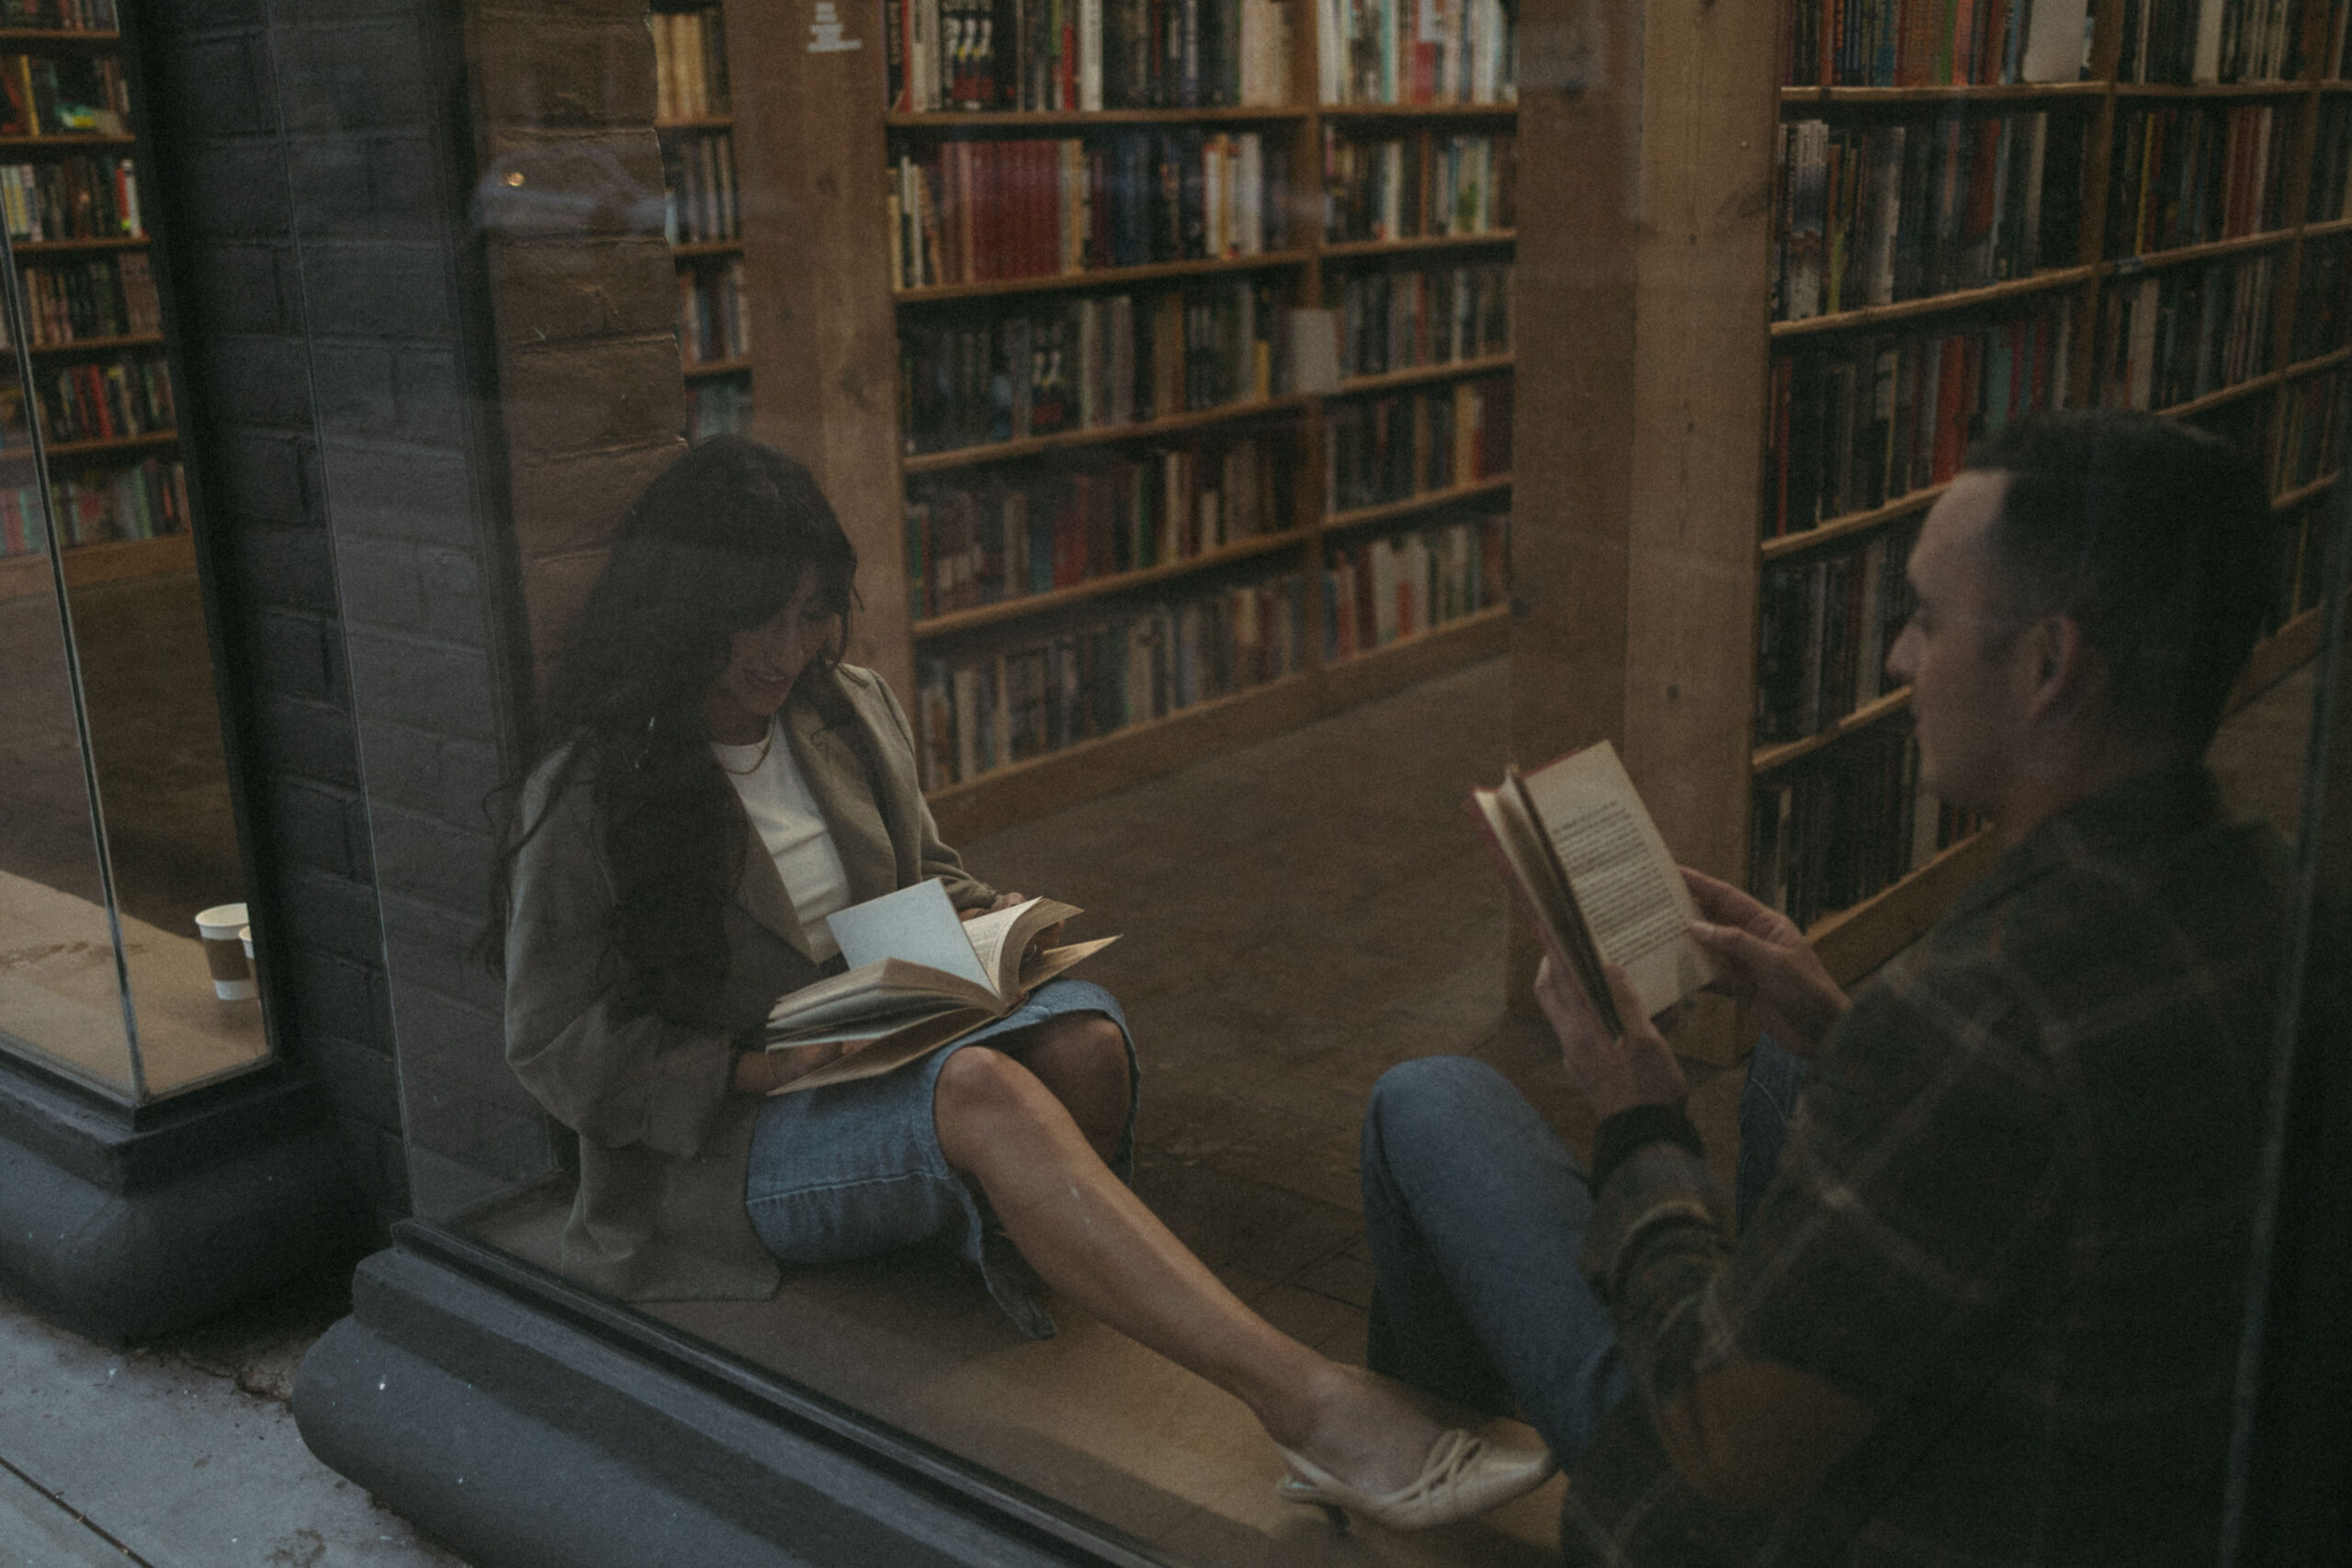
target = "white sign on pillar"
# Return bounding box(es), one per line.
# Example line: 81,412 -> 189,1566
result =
808,2 -> 861,52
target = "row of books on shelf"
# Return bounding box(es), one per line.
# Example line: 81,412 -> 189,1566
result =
1773,111 -> 2080,323
888,0 -> 1297,112
1750,718 -> 1982,933
2267,491 -> 2335,633
912,567 -> 1312,786
1326,373 -> 1509,511
1780,0 -> 2093,87
1333,257 -> 1509,376
662,128 -> 738,245
0,0 -> 118,28
888,130 -> 1290,288
2293,234 -> 2348,359
688,377 -> 752,441
907,429 -> 1291,616
907,508 -> 1506,786
2093,251 -> 2272,411
1765,299 -> 2071,536
649,4 -> 730,122
2106,102 -> 2284,258
8,350 -> 172,446
16,251 -> 157,346
0,456 -> 187,557
899,279 -> 1277,453
1313,0 -> 1516,106
0,153 -> 137,243
1324,512 -> 1506,659
2276,367 -> 2342,490
1321,129 -> 1513,243
0,52 -> 127,138
678,255 -> 750,366
2115,0 -> 2311,85
1757,517 -> 1916,746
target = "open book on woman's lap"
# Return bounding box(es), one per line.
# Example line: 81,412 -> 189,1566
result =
762,878 -> 1116,1092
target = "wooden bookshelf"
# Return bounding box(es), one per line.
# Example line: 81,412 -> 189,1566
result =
0,22 -> 191,608
721,2 -> 1521,831
0,532 -> 193,603
650,3 -> 751,442
1511,0 -> 2351,1061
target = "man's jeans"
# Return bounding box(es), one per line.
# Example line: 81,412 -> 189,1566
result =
1359,1037 -> 1808,1462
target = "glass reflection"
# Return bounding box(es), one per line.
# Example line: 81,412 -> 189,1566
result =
0,190 -> 269,1100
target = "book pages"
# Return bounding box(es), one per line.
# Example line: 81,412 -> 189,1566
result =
1516,740 -> 1718,1020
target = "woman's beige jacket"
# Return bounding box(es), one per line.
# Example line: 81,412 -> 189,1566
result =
503,663 -> 994,1301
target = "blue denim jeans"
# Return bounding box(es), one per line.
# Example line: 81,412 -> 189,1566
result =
1360,1037 -> 1807,1463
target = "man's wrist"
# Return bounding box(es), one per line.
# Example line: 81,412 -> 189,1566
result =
1589,1102 -> 1707,1196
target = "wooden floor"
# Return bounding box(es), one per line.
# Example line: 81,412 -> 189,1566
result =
458,645 -> 2319,1567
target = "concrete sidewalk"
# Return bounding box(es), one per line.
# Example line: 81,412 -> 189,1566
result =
0,1272 -> 464,1568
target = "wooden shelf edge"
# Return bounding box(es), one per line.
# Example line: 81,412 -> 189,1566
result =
2108,230 -> 2295,274
2111,78 -> 2315,98
656,116 -> 733,132
1760,485 -> 1942,562
2283,347 -> 2352,381
5,429 -> 180,460
2230,609 -> 2325,713
887,106 -> 1309,128
671,240 -> 743,258
895,250 -> 1310,304
1321,475 -> 1512,534
0,28 -> 121,44
2305,216 -> 2352,239
1320,231 -> 1516,259
1752,686 -> 1913,774
1809,829 -> 2003,988
2274,474 -> 2338,513
8,234 -> 148,253
1770,266 -> 2093,339
2154,371 -> 2281,421
1779,81 -> 2106,105
1317,101 -> 1519,118
681,357 -> 753,380
902,394 -> 1311,474
0,532 -> 194,603
910,526 -> 1316,639
1332,354 -> 1515,397
0,133 -> 136,150
24,333 -> 164,355
925,607 -> 1506,841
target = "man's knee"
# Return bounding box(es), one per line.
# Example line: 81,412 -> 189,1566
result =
1364,1055 -> 1519,1173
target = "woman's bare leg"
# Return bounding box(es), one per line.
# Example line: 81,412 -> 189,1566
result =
933,1046 -> 1448,1495
992,1013 -> 1130,1164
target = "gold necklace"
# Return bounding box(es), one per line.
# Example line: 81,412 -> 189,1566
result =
714,724 -> 775,775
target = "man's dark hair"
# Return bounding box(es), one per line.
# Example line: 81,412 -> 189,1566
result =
1961,409 -> 2273,753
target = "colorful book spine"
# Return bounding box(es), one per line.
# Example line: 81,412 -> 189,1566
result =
1319,509 -> 1508,660
1323,372 -> 1511,513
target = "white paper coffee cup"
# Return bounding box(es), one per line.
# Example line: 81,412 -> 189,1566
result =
195,902 -> 255,1000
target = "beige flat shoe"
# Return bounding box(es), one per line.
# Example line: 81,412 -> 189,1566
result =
1273,1427 -> 1556,1532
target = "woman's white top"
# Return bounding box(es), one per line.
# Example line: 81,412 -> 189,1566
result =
712,719 -> 851,962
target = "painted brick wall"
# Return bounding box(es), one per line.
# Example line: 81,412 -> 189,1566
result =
134,0 -> 690,1225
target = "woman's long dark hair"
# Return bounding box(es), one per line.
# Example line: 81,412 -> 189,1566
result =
481,437 -> 858,1024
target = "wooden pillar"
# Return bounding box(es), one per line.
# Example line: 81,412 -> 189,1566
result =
725,1 -> 915,702
1509,0 -> 1776,1062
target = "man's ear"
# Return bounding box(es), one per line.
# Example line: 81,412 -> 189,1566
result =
2023,613 -> 2097,725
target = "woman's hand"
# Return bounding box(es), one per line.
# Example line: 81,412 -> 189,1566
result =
1535,956 -> 1690,1120
1681,866 -> 1849,1058
733,1041 -> 847,1096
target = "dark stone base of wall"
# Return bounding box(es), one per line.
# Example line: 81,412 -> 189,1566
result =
292,1229 -> 1142,1568
0,1057 -> 363,1341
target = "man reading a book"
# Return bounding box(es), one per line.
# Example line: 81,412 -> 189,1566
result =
1359,409 -> 2291,1564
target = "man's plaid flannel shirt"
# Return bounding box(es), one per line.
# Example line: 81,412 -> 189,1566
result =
1564,765 -> 2290,1566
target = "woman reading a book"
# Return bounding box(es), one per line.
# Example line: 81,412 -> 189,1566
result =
487,437 -> 1551,1531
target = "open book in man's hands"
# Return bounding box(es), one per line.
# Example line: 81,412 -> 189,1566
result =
1467,739 -> 1719,1040
759,878 -> 1117,1093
